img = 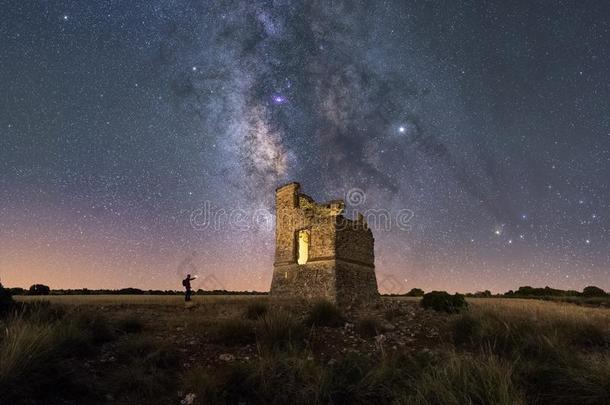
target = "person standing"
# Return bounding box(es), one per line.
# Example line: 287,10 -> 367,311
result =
182,274 -> 196,302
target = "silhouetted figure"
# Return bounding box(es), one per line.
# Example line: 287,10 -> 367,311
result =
182,274 -> 196,302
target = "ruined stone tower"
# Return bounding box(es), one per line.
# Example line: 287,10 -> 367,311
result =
270,182 -> 379,306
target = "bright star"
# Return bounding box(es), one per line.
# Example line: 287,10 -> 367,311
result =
63,15 -> 68,20
272,94 -> 286,104
398,126 -> 406,133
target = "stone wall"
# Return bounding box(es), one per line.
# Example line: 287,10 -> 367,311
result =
335,217 -> 375,266
270,182 -> 379,306
334,261 -> 379,306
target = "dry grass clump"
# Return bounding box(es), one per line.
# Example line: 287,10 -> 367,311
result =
305,300 -> 345,327
256,310 -> 306,352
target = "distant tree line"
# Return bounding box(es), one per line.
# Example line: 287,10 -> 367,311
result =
383,285 -> 607,298
503,285 -> 607,298
5,285 -> 267,296
4,283 -> 607,298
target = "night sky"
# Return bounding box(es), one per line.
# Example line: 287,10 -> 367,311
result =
1,1 -> 609,293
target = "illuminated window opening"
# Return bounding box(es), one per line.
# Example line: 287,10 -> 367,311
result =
297,229 -> 310,264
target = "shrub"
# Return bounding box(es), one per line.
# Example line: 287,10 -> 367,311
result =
582,286 -> 607,297
421,291 -> 466,313
244,301 -> 268,320
421,291 -> 468,313
405,288 -> 425,297
28,284 -> 51,295
305,300 -> 344,327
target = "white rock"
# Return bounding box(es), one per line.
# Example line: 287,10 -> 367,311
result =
219,353 -> 235,362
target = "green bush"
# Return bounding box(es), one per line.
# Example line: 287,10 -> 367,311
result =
421,291 -> 468,313
305,300 -> 344,327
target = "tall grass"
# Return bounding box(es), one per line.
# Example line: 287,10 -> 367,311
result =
181,350 -> 525,405
304,300 -> 344,327
452,301 -> 610,404
0,304 -> 133,401
0,313 -> 57,385
255,310 -> 306,352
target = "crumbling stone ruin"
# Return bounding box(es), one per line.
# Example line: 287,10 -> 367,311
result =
270,182 -> 379,306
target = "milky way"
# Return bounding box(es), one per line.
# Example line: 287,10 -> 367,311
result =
1,1 -> 609,292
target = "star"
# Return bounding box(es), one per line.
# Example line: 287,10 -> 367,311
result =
272,94 -> 287,104
398,126 -> 406,133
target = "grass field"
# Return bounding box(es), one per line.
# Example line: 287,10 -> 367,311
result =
2,295 -> 609,404
16,294 -> 261,305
